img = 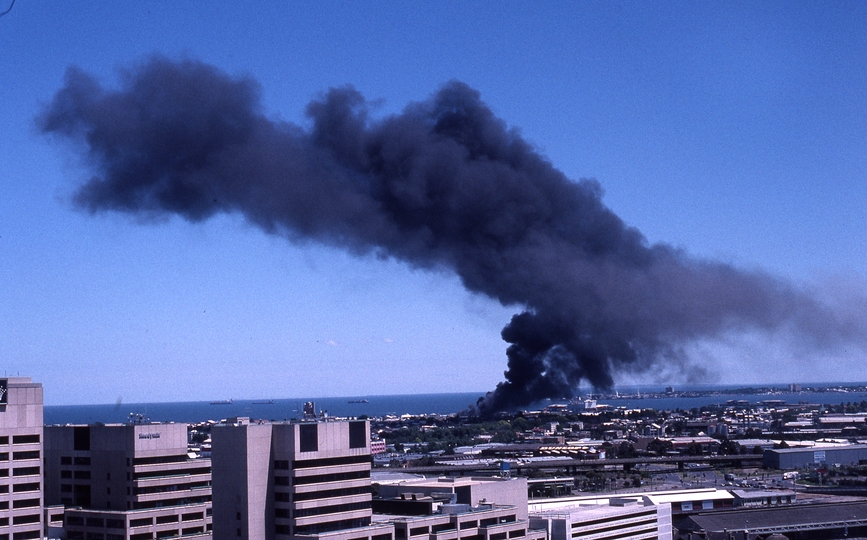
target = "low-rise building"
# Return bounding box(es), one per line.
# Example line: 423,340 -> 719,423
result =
530,497 -> 671,540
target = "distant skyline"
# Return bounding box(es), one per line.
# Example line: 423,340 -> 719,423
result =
2,2 -> 866,405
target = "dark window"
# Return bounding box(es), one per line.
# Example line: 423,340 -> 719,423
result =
12,435 -> 39,445
12,483 -> 39,492
293,454 -> 370,469
349,421 -> 367,449
13,467 -> 39,476
12,499 -> 39,509
130,517 -> 153,527
299,424 -> 318,452
74,456 -> 91,466
182,512 -> 203,522
274,476 -> 290,486
461,521 -> 478,530
73,427 -> 90,451
0,436 -> 8,444
274,460 -> 289,469
293,469 -> 369,485
509,530 -> 526,538
74,470 -> 91,479
13,451 -> 39,460
86,518 -> 105,527
61,470 -> 72,479
12,531 -> 41,540
61,456 -> 72,465
12,514 -> 40,525
0,453 -> 7,461
66,516 -> 84,526
410,527 -> 429,536
106,519 -> 124,529
156,515 -> 177,524
490,534 -> 506,540
61,484 -> 73,492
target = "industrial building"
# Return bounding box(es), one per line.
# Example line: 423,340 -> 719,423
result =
0,377 -> 44,540
676,500 -> 867,539
44,421 -> 212,539
763,444 -> 867,469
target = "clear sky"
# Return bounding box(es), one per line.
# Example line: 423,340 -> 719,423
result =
1,2 -> 865,405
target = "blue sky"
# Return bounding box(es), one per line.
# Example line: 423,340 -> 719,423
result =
2,2 -> 865,405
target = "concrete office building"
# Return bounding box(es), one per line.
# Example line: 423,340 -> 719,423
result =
0,377 -> 44,540
374,477 -> 545,540
44,422 -> 212,539
384,502 -> 546,540
212,417 -> 392,540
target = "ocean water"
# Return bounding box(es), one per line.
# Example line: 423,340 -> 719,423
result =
43,393 -> 487,425
43,385 -> 867,425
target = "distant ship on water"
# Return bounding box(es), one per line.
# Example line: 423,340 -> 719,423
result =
210,399 -> 233,405
252,399 -> 274,405
348,399 -> 369,404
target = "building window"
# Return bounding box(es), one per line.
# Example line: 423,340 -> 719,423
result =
349,421 -> 367,448
13,466 -> 40,476
12,514 -> 40,525
12,451 -> 39,460
12,435 -> 38,445
73,427 -> 89,451
299,424 -> 318,452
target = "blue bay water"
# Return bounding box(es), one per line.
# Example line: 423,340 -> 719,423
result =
43,384 -> 867,425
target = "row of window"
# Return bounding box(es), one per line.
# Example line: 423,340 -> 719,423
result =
278,485 -> 370,502
570,517 -> 658,538
0,530 -> 41,540
0,513 -> 39,526
0,482 -> 38,493
274,500 -> 371,519
0,435 -> 39,445
0,467 -> 39,477
0,452 -> 39,461
60,470 -> 90,479
65,516 -> 125,528
133,465 -> 211,481
277,454 -> 371,471
60,456 -> 91,466
278,469 -> 370,486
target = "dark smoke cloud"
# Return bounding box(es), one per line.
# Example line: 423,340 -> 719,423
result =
39,56 -> 865,414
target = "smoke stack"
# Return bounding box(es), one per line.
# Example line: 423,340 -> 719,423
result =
38,56 -> 866,415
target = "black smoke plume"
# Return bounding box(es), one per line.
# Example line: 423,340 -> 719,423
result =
39,57 -> 865,414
